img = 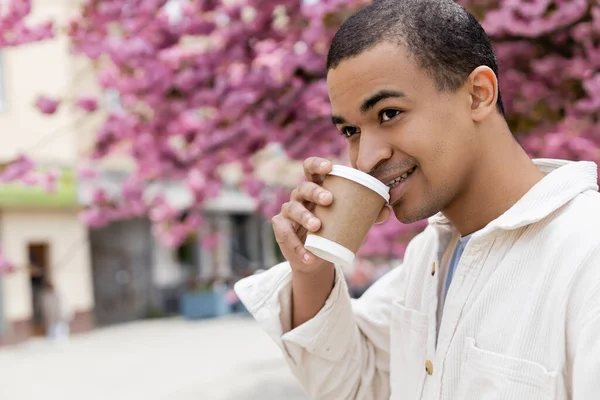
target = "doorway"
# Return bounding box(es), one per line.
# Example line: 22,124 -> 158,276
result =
90,219 -> 154,327
28,242 -> 50,336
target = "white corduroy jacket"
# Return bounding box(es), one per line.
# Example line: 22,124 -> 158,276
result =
235,159 -> 600,400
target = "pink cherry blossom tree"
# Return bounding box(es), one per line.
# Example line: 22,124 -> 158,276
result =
461,1 -> 600,168
4,0 -> 600,272
62,0 -> 374,247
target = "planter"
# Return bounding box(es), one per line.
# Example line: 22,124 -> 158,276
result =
180,289 -> 230,319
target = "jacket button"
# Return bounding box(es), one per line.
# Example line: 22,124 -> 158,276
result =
425,360 -> 433,375
431,262 -> 436,276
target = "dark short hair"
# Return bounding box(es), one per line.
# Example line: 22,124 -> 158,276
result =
327,0 -> 505,116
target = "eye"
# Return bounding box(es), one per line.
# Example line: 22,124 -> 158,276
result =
341,126 -> 360,138
380,109 -> 402,123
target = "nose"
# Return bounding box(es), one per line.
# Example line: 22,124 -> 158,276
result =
355,133 -> 392,174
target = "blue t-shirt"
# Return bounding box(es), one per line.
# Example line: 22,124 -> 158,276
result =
442,233 -> 472,306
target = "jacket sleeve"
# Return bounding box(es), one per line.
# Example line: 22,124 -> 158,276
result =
234,260 -> 408,400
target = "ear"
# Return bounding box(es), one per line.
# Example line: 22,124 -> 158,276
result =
467,66 -> 499,122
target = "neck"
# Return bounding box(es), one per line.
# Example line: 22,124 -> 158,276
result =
442,122 -> 545,237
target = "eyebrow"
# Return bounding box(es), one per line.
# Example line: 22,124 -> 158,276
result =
360,89 -> 406,114
331,115 -> 347,125
331,89 -> 406,126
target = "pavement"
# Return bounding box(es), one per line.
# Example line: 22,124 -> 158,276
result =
0,315 -> 308,400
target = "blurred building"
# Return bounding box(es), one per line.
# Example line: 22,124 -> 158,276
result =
77,170 -> 280,326
0,0 -> 297,341
0,0 -> 95,345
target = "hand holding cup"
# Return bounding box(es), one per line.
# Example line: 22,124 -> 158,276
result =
272,157 -> 391,273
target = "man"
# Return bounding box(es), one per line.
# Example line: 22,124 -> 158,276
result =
234,0 -> 600,398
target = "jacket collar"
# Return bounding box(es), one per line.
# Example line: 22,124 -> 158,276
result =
427,158 -> 599,234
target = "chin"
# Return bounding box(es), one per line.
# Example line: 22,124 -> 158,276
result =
391,199 -> 440,225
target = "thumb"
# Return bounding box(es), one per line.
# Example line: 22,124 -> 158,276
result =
374,205 -> 391,225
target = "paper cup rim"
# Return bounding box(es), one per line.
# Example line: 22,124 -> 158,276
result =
305,235 -> 355,268
328,165 -> 390,203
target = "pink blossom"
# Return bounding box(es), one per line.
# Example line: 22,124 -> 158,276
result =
0,0 -> 54,47
41,169 -> 59,192
0,154 -> 35,182
75,96 -> 99,112
149,203 -> 179,223
225,288 -> 239,305
80,208 -> 109,227
76,163 -> 99,179
35,95 -> 60,115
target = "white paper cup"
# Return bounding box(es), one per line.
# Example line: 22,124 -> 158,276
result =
304,165 -> 390,267
328,165 -> 390,203
305,234 -> 357,267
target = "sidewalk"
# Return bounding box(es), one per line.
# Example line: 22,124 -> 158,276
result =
0,315 -> 307,400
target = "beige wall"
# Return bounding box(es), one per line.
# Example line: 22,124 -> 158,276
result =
0,209 -> 94,321
0,0 -> 96,324
0,0 -> 82,164
0,0 -> 130,170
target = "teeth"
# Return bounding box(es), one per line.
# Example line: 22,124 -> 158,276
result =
387,176 -> 405,187
386,167 -> 416,187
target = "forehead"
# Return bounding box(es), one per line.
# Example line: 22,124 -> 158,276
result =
327,42 -> 433,110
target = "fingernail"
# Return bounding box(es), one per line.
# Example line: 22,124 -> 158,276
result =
304,253 -> 312,263
308,217 -> 317,227
319,192 -> 329,201
320,161 -> 329,169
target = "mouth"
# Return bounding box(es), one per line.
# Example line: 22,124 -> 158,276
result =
385,166 -> 418,204
385,166 -> 417,189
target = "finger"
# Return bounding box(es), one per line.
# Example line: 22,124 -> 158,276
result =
304,157 -> 332,182
282,201 -> 321,232
272,215 -> 314,264
375,205 -> 391,224
291,181 -> 333,206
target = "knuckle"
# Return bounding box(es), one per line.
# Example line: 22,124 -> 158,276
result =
293,243 -> 304,255
309,183 -> 320,198
297,182 -> 308,196
281,202 -> 291,215
290,187 -> 299,200
271,214 -> 282,227
271,220 -> 283,236
299,182 -> 314,199
303,157 -> 314,171
284,201 -> 295,216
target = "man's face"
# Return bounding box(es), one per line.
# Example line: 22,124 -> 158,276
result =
327,42 -> 479,223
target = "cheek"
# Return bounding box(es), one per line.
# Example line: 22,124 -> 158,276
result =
348,142 -> 359,167
412,123 -> 462,184
429,135 -> 472,189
